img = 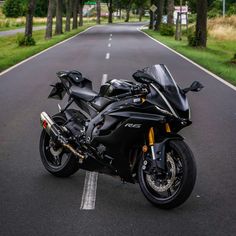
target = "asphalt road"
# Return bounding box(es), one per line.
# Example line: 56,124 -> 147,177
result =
0,26 -> 45,37
0,23 -> 236,236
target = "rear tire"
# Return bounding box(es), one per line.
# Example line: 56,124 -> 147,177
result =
138,140 -> 196,209
39,113 -> 79,177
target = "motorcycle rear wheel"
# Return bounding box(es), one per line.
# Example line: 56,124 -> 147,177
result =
138,140 -> 196,209
39,113 -> 79,177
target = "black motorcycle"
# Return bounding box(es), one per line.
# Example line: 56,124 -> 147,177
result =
39,64 -> 203,209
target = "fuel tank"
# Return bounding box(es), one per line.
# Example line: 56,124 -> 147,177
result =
99,79 -> 136,97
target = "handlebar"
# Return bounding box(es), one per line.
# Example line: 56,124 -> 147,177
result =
114,84 -> 149,100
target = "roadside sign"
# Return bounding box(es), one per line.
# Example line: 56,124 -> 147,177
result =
175,6 -> 188,13
150,4 -> 157,13
84,1 -> 96,5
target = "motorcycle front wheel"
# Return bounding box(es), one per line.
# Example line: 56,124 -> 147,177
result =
138,140 -> 196,209
39,113 -> 79,177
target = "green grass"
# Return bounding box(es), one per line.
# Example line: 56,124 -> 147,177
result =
0,24 -> 94,72
143,29 -> 236,86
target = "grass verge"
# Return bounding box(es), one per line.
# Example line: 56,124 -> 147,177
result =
143,29 -> 236,86
0,24 -> 94,72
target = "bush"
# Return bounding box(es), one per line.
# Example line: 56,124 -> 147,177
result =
5,20 -> 10,28
17,35 -> 36,47
227,4 -> 236,16
188,14 -> 196,24
208,8 -> 221,18
187,27 -> 198,47
231,53 -> 236,64
160,24 -> 174,36
3,0 -> 22,18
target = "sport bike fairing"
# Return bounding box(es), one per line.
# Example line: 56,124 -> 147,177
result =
143,64 -> 189,118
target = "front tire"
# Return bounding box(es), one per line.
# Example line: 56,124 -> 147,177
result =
39,113 -> 79,177
138,140 -> 196,209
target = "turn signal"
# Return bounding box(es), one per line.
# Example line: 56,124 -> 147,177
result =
165,123 -> 171,133
142,145 -> 148,153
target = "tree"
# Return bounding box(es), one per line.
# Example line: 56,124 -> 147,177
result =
155,0 -> 164,31
96,0 -> 101,24
25,0 -> 36,37
195,0 -> 207,47
45,0 -> 55,39
3,0 -> 22,18
65,0 -> 72,31
78,0 -> 84,26
55,0 -> 63,35
107,0 -> 113,23
34,0 -> 48,17
135,0 -> 149,22
72,0 -> 78,29
124,0 -> 133,22
167,0 -> 174,24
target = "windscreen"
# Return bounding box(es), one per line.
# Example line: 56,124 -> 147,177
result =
143,64 -> 189,114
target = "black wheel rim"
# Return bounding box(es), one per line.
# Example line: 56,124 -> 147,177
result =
42,132 -> 71,170
142,148 -> 184,201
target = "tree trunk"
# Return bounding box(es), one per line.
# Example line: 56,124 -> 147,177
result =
125,9 -> 130,22
72,0 -> 78,29
125,0 -> 132,22
167,0 -> 174,25
65,0 -> 72,32
96,0 -> 101,24
155,0 -> 164,31
119,7 -> 122,19
107,0 -> 113,24
78,0 -> 84,27
25,0 -> 36,37
55,0 -> 63,35
138,8 -> 143,22
45,0 -> 55,39
195,0 -> 207,47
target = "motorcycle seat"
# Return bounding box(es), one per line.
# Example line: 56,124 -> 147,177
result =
70,86 -> 98,102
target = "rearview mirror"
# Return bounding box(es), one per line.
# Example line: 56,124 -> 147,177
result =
183,81 -> 204,94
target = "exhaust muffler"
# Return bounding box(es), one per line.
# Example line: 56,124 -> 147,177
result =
40,112 -> 54,134
40,112 -> 85,161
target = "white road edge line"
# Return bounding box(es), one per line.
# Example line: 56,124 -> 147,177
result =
110,34 -> 112,37
109,37 -> 112,41
108,43 -> 111,47
137,27 -> 236,92
101,74 -> 108,85
80,171 -> 98,210
106,53 -> 110,59
0,25 -> 97,78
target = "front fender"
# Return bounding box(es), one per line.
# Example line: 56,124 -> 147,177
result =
153,134 -> 184,170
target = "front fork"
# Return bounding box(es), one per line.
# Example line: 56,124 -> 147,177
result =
143,125 -> 171,171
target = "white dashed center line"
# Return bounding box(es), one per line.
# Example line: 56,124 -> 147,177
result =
80,33 -> 113,210
101,74 -> 108,85
80,171 -> 99,210
106,53 -> 110,59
